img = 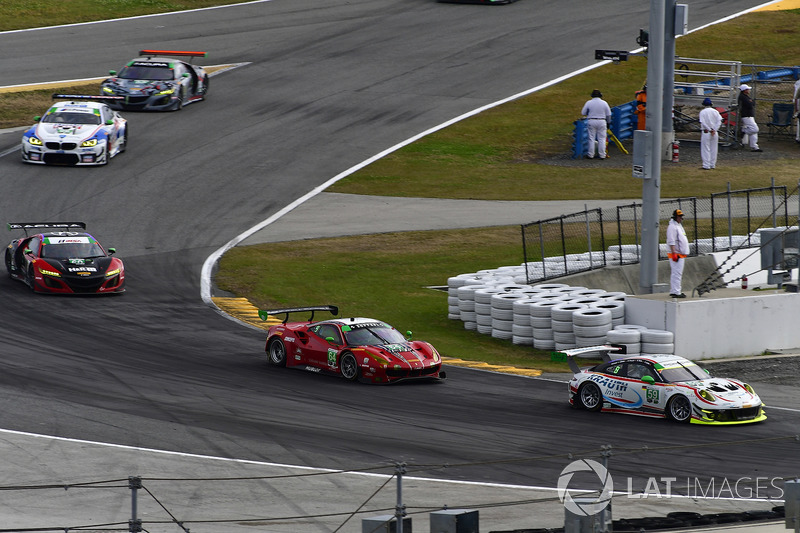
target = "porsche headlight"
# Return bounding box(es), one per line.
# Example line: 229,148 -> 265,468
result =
27,136 -> 43,146
699,389 -> 715,402
40,268 -> 61,278
81,138 -> 98,147
743,383 -> 755,394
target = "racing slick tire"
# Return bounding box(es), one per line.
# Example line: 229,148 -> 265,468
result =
175,88 -> 185,111
340,352 -> 360,382
577,382 -> 603,412
26,265 -> 36,292
4,250 -> 12,278
201,75 -> 210,96
119,129 -> 128,153
267,337 -> 288,367
667,395 -> 692,423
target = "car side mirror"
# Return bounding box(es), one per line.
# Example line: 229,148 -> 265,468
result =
34,116 -> 41,122
182,73 -> 190,78
108,248 -> 116,255
406,330 -> 413,340
24,248 -> 32,255
325,336 -> 339,346
106,119 -> 113,125
642,375 -> 655,384
109,70 -> 117,76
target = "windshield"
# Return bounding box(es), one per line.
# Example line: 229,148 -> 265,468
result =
41,241 -> 106,259
658,361 -> 711,382
343,324 -> 406,346
42,112 -> 101,125
117,65 -> 174,81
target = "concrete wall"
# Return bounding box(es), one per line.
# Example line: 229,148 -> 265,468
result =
553,255 -> 719,296
549,256 -> 800,359
625,290 -> 800,359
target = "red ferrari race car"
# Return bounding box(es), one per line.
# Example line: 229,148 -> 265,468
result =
259,306 -> 446,384
5,222 -> 125,294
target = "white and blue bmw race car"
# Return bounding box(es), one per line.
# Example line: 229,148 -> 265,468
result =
21,95 -> 127,166
566,346 -> 766,425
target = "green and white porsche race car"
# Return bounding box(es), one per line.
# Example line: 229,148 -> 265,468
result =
566,346 -> 766,425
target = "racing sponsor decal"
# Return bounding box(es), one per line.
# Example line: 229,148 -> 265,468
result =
382,343 -> 410,353
284,336 -> 295,343
68,267 -> 98,273
588,374 -> 643,408
645,388 -> 660,404
327,348 -> 337,367
44,236 -> 90,245
132,61 -> 170,68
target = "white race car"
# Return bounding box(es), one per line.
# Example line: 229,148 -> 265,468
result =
21,95 -> 127,166
566,346 -> 766,425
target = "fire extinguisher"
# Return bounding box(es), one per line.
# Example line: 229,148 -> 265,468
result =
741,276 -> 748,289
672,141 -> 680,163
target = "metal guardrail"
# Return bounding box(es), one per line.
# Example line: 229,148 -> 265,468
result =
521,185 -> 791,284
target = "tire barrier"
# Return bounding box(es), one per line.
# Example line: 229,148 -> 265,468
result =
448,277 -> 680,355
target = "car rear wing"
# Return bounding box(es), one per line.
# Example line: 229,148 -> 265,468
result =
8,222 -> 86,237
139,49 -> 207,59
258,305 -> 339,324
52,94 -> 126,101
560,344 -> 624,374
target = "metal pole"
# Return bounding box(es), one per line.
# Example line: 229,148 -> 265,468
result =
129,476 -> 142,533
640,0 -> 666,293
586,205 -> 593,269
395,462 -> 406,533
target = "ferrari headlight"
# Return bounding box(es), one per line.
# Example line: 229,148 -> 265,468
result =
105,268 -> 121,277
81,138 -> 98,147
27,136 -> 43,146
699,389 -> 715,402
40,268 -> 61,278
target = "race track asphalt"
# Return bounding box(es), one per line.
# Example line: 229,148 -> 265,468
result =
1,0 -> 798,531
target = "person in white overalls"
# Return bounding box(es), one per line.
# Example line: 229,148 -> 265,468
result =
698,98 -> 723,170
666,209 -> 690,298
581,89 -> 612,159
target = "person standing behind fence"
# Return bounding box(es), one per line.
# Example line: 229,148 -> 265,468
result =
635,84 -> 647,130
794,77 -> 800,143
737,84 -> 762,152
581,89 -> 612,159
667,209 -> 689,298
698,98 -> 723,170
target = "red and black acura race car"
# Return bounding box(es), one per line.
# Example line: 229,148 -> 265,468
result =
5,222 -> 125,294
259,306 -> 446,384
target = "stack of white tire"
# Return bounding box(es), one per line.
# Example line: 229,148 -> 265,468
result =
572,307 -> 614,348
607,324 -> 646,356
551,302 -> 589,351
457,284 -> 495,331
490,292 -> 529,340
474,287 -> 506,335
511,298 -> 538,345
530,300 -> 561,350
640,328 -> 675,355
